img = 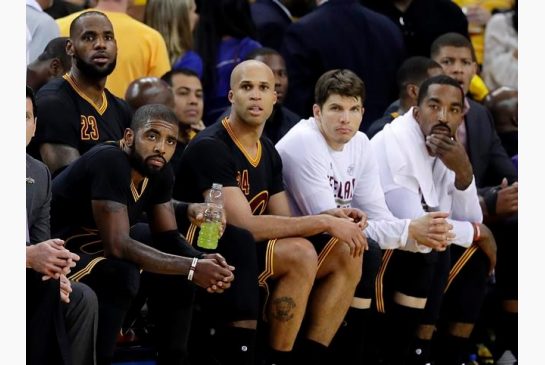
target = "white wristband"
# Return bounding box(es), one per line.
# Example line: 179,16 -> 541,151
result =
187,257 -> 198,281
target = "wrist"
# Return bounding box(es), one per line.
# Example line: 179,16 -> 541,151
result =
187,257 -> 198,281
26,246 -> 33,268
471,222 -> 481,242
483,186 -> 500,216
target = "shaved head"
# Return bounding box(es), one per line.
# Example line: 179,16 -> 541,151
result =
230,60 -> 275,89
228,60 -> 277,127
125,77 -> 175,112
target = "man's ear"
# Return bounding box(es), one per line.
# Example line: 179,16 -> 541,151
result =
312,104 -> 321,119
123,128 -> 134,147
228,90 -> 234,104
66,40 -> 74,57
407,84 -> 419,100
412,105 -> 420,120
48,58 -> 63,77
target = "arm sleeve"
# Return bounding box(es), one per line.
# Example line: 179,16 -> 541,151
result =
373,131 -> 477,249
449,176 -> 483,224
88,149 -> 132,204
34,91 -> 80,148
352,141 -> 414,251
277,136 -> 338,215
28,162 -> 52,244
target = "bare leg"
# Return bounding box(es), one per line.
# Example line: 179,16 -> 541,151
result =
268,238 -> 318,351
304,242 -> 363,345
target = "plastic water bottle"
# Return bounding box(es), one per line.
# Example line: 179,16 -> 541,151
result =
197,183 -> 223,250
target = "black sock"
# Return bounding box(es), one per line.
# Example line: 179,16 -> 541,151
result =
495,311 -> 518,360
407,338 -> 432,365
383,304 -> 424,364
293,338 -> 328,365
215,326 -> 256,365
263,347 -> 293,365
435,334 -> 469,365
327,307 -> 369,365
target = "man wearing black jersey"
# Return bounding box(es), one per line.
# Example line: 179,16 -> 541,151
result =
51,104 -> 235,365
177,60 -> 368,365
32,11 -> 132,176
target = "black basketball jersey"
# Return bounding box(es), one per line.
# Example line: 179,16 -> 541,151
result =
174,118 -> 284,215
34,75 -> 132,156
51,142 -> 174,237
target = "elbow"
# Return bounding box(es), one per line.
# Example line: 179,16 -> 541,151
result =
102,236 -> 127,259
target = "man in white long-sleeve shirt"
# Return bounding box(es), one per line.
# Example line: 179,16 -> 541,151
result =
370,74 -> 497,365
276,69 -> 455,365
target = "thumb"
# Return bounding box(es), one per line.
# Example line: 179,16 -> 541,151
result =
500,177 -> 508,188
429,211 -> 450,219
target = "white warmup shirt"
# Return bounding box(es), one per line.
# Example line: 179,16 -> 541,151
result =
276,117 -> 425,252
370,108 -> 482,249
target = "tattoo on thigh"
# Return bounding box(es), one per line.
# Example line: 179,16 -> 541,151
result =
271,296 -> 296,322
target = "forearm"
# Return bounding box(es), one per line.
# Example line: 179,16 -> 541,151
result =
365,219 -> 410,250
233,214 -> 332,241
106,237 -> 193,276
454,165 -> 474,191
451,177 -> 483,222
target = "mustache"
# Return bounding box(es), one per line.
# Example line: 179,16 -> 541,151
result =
431,122 -> 452,135
146,155 -> 167,164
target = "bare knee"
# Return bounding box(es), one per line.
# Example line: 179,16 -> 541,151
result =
318,242 -> 362,283
274,238 -> 318,282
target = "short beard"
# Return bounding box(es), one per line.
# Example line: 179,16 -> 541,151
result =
74,54 -> 116,79
128,146 -> 163,177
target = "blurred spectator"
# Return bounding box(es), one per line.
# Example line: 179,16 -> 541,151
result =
45,0 -> 85,19
145,0 -> 203,77
483,86 -> 517,157
282,0 -> 405,131
27,0 -> 61,64
482,0 -> 518,90
194,0 -> 262,125
360,0 -> 468,59
27,37 -> 71,92
366,56 -> 443,139
250,0 -> 293,51
452,0 -> 514,66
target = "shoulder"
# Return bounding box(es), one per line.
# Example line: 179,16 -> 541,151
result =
85,143 -> 127,165
276,118 -> 325,156
36,78 -> 69,98
106,90 -> 133,116
184,124 -> 231,155
467,99 -> 491,117
26,154 -> 51,180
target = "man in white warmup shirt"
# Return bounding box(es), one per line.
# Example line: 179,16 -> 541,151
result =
369,74 -> 497,365
276,69 -> 455,364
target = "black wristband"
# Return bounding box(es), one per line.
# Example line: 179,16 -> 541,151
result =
483,186 -> 500,216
